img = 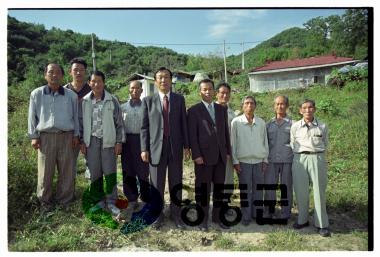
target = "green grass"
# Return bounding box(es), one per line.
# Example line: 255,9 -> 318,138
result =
214,235 -> 235,249
260,229 -> 311,251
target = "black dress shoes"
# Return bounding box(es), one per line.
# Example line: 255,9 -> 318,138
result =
199,223 -> 209,232
151,221 -> 163,230
292,221 -> 310,229
175,219 -> 186,229
241,220 -> 251,226
318,228 -> 331,237
218,222 -> 230,230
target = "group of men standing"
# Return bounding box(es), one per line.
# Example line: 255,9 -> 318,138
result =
27,60 -> 330,237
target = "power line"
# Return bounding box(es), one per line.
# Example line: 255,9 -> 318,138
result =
129,40 -> 264,46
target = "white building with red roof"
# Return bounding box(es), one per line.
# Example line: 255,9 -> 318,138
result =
248,55 -> 358,92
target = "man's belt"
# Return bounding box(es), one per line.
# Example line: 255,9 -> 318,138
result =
298,151 -> 324,154
41,130 -> 72,134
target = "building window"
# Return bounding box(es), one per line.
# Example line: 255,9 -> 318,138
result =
313,75 -> 325,84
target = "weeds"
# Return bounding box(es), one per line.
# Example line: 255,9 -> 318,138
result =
8,81 -> 369,251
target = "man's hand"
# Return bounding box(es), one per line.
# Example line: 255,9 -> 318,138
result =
31,139 -> 40,150
262,162 -> 268,172
227,154 -> 231,160
233,164 -> 241,174
141,151 -> 150,163
115,143 -> 122,155
194,157 -> 204,165
80,144 -> 87,155
72,136 -> 80,148
184,148 -> 191,160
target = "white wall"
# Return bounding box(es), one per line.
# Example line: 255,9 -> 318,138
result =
141,79 -> 156,99
249,65 -> 344,93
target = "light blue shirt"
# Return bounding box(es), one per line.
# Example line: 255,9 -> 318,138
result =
121,99 -> 144,134
267,116 -> 293,163
28,85 -> 79,139
202,100 -> 215,123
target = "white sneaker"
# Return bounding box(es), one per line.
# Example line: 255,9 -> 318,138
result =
85,167 -> 91,179
89,200 -> 105,213
107,203 -> 121,216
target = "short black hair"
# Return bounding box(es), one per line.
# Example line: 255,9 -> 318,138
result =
241,95 -> 256,107
154,67 -> 172,80
69,57 -> 88,69
88,70 -> 105,82
216,81 -> 231,93
299,98 -> 315,108
198,78 -> 215,89
44,63 -> 64,75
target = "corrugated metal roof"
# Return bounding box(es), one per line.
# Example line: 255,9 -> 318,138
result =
126,73 -> 154,82
251,55 -> 354,72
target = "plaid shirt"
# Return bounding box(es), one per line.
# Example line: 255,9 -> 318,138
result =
91,98 -> 104,138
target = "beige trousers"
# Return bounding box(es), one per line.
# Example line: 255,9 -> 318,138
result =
292,153 -> 329,228
37,131 -> 75,205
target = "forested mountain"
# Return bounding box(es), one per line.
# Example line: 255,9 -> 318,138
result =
7,9 -> 368,86
8,16 -> 188,85
227,9 -> 369,70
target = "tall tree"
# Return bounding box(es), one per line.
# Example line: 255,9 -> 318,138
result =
342,9 -> 368,59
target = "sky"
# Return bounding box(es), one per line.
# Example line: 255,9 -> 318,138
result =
8,8 -> 348,57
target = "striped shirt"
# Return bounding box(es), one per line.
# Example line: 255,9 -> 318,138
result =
91,98 -> 104,138
121,100 -> 144,134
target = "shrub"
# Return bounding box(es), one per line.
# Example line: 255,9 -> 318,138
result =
105,77 -> 127,94
317,99 -> 339,115
8,103 -> 39,228
344,80 -> 368,92
328,66 -> 368,88
175,82 -> 198,95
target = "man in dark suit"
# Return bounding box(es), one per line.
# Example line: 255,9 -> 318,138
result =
187,79 -> 231,231
140,67 -> 190,229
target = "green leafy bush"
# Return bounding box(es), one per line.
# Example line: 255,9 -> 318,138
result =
328,66 -> 368,88
344,80 -> 368,92
105,77 -> 127,94
174,82 -> 198,95
317,99 -> 339,115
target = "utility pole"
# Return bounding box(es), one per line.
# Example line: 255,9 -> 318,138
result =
91,33 -> 96,71
109,48 -> 112,63
241,41 -> 245,70
223,40 -> 228,82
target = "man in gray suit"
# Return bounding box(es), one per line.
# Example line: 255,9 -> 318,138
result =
140,67 -> 190,229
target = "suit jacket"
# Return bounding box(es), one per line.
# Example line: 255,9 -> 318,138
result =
187,102 -> 231,166
140,92 -> 189,166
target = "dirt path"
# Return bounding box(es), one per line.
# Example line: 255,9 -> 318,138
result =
113,163 -> 368,251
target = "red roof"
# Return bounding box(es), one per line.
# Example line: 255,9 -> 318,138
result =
251,55 -> 354,72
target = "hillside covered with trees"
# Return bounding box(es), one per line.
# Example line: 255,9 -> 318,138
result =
8,16 -> 188,85
8,9 -> 368,88
227,9 -> 368,70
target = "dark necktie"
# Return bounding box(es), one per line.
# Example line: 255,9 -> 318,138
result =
163,95 -> 170,138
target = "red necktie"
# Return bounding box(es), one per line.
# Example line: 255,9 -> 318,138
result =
163,95 -> 170,138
